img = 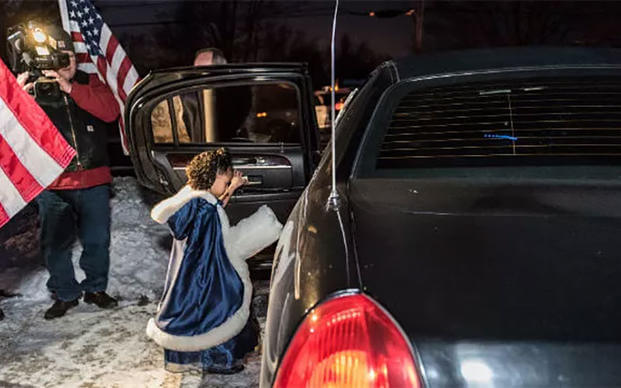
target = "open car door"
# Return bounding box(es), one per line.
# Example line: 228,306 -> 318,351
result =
125,63 -> 320,229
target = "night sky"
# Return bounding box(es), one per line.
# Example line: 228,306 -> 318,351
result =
2,1 -> 621,87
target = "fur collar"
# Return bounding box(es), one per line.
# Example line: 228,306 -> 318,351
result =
151,185 -> 218,224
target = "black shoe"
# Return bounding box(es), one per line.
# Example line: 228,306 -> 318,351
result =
83,291 -> 118,309
203,363 -> 244,375
44,299 -> 79,320
0,308 -> 4,321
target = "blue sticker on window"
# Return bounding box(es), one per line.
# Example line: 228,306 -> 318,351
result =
484,134 -> 518,141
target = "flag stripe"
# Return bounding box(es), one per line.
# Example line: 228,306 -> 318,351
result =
123,67 -> 139,96
69,21 -> 82,36
76,52 -> 90,63
73,41 -> 88,54
96,56 -> 108,82
100,25 -> 113,60
0,201 -> 9,229
116,57 -> 132,100
110,45 -> 125,76
0,164 -> 27,220
0,136 -> 43,202
105,62 -> 120,98
71,31 -> 84,43
78,62 -> 98,73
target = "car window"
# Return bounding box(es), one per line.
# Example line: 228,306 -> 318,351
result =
150,82 -> 301,145
356,75 -> 621,178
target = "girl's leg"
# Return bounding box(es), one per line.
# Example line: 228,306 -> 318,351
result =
164,349 -> 201,373
201,314 -> 260,374
201,343 -> 242,374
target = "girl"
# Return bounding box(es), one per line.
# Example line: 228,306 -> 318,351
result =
147,148 -> 282,374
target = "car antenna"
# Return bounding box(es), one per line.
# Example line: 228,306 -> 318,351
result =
327,0 -> 340,210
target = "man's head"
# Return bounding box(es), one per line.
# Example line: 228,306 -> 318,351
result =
56,50 -> 77,81
193,48 -> 227,66
45,24 -> 77,80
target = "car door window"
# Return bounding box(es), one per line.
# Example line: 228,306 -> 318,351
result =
152,96 -> 190,144
150,82 -> 301,145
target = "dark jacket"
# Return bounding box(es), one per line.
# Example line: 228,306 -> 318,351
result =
37,71 -> 119,189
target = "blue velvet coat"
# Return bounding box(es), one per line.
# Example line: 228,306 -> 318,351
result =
146,186 -> 282,354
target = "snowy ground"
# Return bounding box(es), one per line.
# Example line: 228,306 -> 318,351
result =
0,177 -> 268,388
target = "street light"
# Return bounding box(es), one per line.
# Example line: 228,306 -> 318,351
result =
366,9 -> 414,18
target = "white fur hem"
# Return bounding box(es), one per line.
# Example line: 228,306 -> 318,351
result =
147,186 -> 281,351
146,296 -> 250,352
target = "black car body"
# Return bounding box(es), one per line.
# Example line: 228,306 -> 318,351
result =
259,48 -> 621,387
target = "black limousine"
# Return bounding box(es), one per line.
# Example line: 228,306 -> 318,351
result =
259,48 -> 621,387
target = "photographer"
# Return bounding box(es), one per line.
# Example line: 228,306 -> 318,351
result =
15,25 -> 120,320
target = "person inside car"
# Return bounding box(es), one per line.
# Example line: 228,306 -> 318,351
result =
151,47 -> 228,144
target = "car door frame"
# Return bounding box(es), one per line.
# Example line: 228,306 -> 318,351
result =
125,64 -> 320,222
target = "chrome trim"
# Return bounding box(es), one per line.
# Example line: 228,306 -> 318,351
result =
234,164 -> 292,170
173,164 -> 292,172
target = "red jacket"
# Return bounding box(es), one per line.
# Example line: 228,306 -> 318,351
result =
48,73 -> 119,190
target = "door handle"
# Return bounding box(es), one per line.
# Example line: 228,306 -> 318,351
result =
243,175 -> 263,186
233,157 -> 269,166
233,157 -> 257,165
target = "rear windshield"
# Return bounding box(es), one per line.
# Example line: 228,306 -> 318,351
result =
356,75 -> 621,179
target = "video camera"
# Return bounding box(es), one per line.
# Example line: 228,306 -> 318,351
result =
6,21 -> 72,102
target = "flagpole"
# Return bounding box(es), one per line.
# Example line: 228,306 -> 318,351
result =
58,0 -> 70,33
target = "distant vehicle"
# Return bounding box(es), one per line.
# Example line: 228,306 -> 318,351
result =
259,48 -> 621,387
313,85 -> 351,144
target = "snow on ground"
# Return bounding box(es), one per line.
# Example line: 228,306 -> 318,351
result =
0,177 -> 267,387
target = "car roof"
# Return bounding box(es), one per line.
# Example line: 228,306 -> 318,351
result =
128,62 -> 310,105
389,47 -> 621,80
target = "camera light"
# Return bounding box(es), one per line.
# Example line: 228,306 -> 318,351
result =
32,29 -> 47,43
35,46 -> 50,56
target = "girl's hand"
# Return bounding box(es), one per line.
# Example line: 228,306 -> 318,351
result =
230,170 -> 248,190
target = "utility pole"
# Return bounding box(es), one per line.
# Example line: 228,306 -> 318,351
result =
413,0 -> 425,52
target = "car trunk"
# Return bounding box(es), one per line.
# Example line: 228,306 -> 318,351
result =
350,175 -> 621,386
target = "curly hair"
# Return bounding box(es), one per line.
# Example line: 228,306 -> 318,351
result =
186,148 -> 232,190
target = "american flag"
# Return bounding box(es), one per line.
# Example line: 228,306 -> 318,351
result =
0,58 -> 76,229
58,0 -> 140,155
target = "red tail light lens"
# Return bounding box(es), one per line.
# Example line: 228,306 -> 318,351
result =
273,293 -> 420,388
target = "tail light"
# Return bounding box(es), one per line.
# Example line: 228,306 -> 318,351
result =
273,293 -> 421,388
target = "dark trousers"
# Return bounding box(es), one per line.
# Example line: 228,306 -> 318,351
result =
36,185 -> 111,302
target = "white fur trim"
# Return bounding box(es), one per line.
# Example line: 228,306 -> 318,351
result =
150,185 -> 217,224
146,186 -> 282,351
